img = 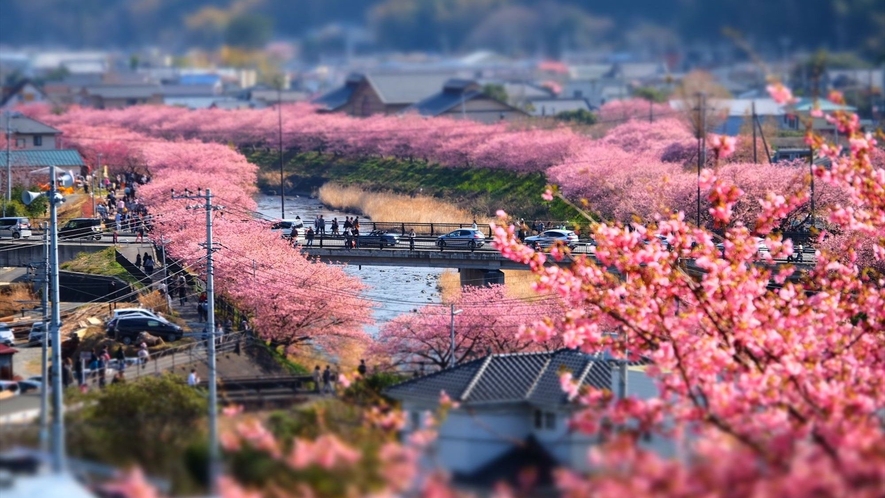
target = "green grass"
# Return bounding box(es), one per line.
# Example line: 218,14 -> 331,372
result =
60,246 -> 142,287
247,150 -> 581,221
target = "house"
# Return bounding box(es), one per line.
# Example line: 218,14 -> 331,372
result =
1,80 -> 52,108
0,344 -> 18,380
78,85 -> 164,109
527,97 -> 595,117
788,98 -> 857,135
562,79 -> 630,108
161,84 -> 223,109
385,349 -> 670,488
313,72 -> 454,116
0,113 -> 62,150
0,150 -> 86,183
403,79 -> 529,124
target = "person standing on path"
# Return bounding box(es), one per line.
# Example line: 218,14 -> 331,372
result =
322,365 -> 333,395
409,228 -> 416,251
306,227 -> 315,246
187,368 -> 200,387
135,253 -> 142,269
137,343 -> 149,368
143,254 -> 154,276
318,215 -> 326,236
313,365 -> 321,394
358,359 -> 367,377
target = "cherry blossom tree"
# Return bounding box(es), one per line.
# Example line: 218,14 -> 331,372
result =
369,285 -> 565,371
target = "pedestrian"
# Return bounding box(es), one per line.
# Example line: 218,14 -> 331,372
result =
135,222 -> 145,243
343,217 -> 352,231
112,230 -> 118,245
472,218 -> 478,230
313,365 -> 321,394
178,282 -> 187,306
107,279 -> 117,311
306,227 -> 315,246
135,253 -> 142,268
216,323 -> 224,345
187,368 -> 200,387
344,228 -> 353,250
331,218 -> 339,235
322,365 -> 333,395
240,318 -> 249,332
137,343 -> 149,368
143,254 -> 154,275
290,227 -> 299,246
797,242 -> 804,263
357,359 -> 367,377
409,228 -> 416,251
62,358 -> 73,389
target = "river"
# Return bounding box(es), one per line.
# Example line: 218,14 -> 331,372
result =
255,195 -> 444,335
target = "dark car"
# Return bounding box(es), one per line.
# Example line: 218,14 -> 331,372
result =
356,230 -> 400,249
109,316 -> 183,345
59,218 -> 103,240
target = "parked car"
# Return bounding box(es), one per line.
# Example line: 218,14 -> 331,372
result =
16,379 -> 41,394
356,230 -> 400,249
524,229 -> 580,249
109,316 -> 183,345
59,218 -> 103,240
0,380 -> 20,395
436,229 -> 486,250
106,309 -> 168,333
28,322 -> 46,345
0,217 -> 32,239
0,324 -> 14,346
270,218 -> 304,238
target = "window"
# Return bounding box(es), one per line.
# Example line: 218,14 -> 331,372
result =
147,320 -> 159,327
33,135 -> 42,146
410,411 -> 421,430
545,412 -> 556,429
15,138 -> 25,147
534,410 -> 557,430
533,409 -> 543,429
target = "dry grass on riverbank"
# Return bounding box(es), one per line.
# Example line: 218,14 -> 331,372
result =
318,183 -> 488,223
437,270 -> 540,301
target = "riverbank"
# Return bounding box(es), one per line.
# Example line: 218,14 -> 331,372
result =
317,183 -> 485,223
247,150 -> 576,221
437,269 -> 539,302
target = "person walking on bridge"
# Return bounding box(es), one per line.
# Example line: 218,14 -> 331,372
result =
322,365 -> 333,395
313,365 -> 321,394
306,227 -> 315,246
318,215 -> 326,236
409,228 -> 416,251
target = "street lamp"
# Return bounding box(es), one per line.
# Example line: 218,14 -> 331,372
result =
449,304 -> 463,368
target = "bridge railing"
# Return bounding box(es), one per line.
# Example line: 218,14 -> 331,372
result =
357,220 -> 578,238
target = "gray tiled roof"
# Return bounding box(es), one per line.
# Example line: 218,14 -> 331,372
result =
313,84 -> 355,111
0,114 -> 61,135
365,73 -> 454,104
385,349 -> 618,407
0,150 -> 85,168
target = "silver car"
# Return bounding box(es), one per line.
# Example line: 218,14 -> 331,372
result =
436,229 -> 486,250
0,217 -> 32,239
0,324 -> 14,347
524,229 -> 580,249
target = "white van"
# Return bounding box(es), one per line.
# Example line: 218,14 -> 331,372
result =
0,217 -> 32,239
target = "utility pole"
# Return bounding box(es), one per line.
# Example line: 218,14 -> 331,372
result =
48,165 -> 65,473
94,153 -> 102,216
4,111 -> 11,218
649,99 -> 653,123
449,304 -> 462,369
696,92 -> 707,227
278,85 -> 285,219
38,222 -> 49,453
751,102 -> 758,164
809,146 -> 816,227
171,187 -> 220,495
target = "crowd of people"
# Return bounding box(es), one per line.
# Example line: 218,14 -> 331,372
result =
91,172 -> 153,239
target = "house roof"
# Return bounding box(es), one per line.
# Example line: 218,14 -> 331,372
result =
0,114 -> 61,135
405,82 -> 483,117
0,150 -> 85,168
1,80 -> 49,107
0,344 -> 18,355
385,349 -> 621,407
528,98 -> 594,116
791,98 -> 856,113
82,85 -> 162,99
315,72 -> 456,110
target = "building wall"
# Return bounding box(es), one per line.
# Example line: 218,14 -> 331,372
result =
440,97 -> 524,124
12,133 -> 56,150
402,401 -> 531,473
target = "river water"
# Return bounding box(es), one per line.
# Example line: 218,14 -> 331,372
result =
255,195 -> 444,335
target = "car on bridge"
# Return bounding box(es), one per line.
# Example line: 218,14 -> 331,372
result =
271,218 -> 304,238
436,229 -> 486,251
109,316 -> 183,344
356,230 -> 400,249
524,229 -> 580,249
59,218 -> 103,240
0,217 -> 32,239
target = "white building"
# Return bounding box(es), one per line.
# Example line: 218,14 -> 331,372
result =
385,349 -> 671,489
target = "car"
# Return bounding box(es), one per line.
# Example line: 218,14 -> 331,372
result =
0,380 -> 20,395
59,218 -> 103,240
110,308 -> 165,322
524,229 -> 580,249
0,217 -> 32,239
16,379 -> 41,394
716,237 -> 769,255
356,230 -> 400,249
436,229 -> 486,250
0,324 -> 14,347
28,322 -> 47,345
109,316 -> 183,345
270,218 -> 304,238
